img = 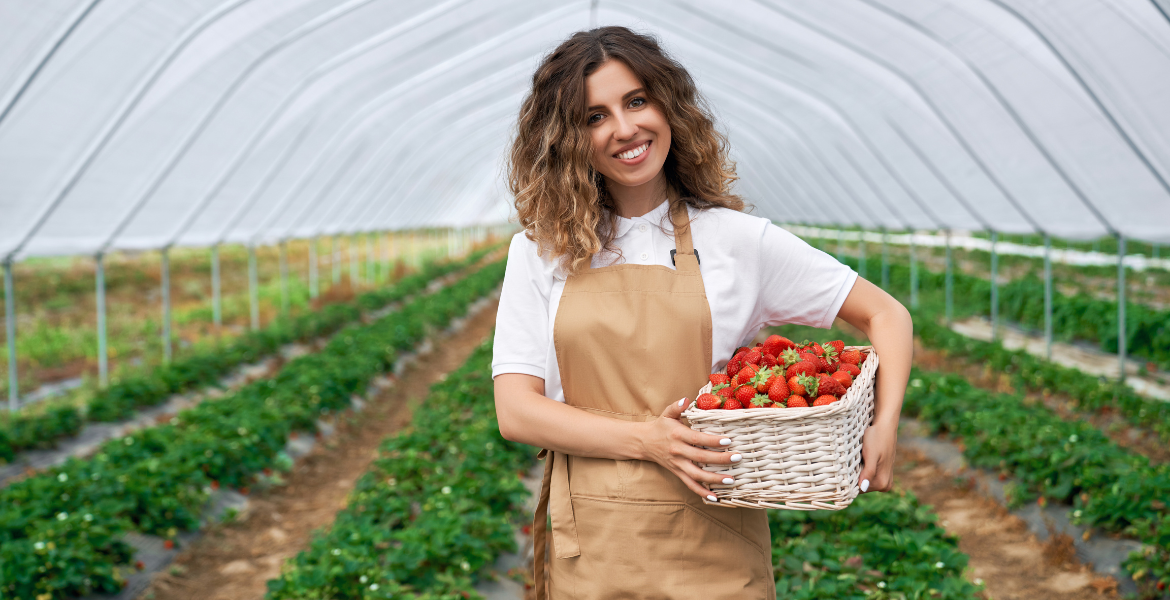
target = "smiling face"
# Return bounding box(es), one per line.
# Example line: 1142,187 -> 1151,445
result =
585,59 -> 672,199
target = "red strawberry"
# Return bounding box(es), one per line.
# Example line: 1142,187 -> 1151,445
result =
164,539 -> 175,550
743,349 -> 762,366
837,363 -> 861,378
760,353 -> 777,369
135,561 -> 145,571
811,342 -> 825,357
825,340 -> 845,356
817,374 -> 845,397
812,395 -> 837,407
734,384 -> 757,408
787,375 -> 807,397
727,356 -> 743,378
696,393 -> 723,410
709,374 -> 731,387
820,342 -> 840,369
799,351 -> 819,365
787,395 -> 809,408
831,370 -> 853,390
723,397 -> 744,410
735,364 -> 759,386
763,334 -> 796,356
840,348 -> 863,365
797,374 -> 820,398
734,346 -> 751,357
768,377 -> 790,403
716,386 -> 734,400
786,360 -> 817,379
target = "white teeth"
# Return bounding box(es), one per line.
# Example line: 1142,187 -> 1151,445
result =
616,142 -> 648,160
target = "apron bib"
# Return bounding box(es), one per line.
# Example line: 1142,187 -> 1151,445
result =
531,203 -> 774,599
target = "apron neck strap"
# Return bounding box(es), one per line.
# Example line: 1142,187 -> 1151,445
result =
670,202 -> 699,272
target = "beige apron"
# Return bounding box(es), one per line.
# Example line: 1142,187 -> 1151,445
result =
531,203 -> 774,599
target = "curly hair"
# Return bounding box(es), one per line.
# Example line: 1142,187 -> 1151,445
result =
507,26 -> 743,275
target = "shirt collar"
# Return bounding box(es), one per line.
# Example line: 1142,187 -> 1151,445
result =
612,199 -> 671,239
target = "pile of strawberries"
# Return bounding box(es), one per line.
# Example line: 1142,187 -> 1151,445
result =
695,335 -> 866,410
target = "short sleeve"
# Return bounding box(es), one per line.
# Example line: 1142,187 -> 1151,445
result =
754,223 -> 857,330
492,233 -> 553,380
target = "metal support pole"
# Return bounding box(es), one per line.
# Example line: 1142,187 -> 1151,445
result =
858,232 -> 867,279
880,228 -> 889,290
366,232 -> 375,284
332,235 -> 340,285
990,230 -> 999,342
211,245 -> 222,329
349,234 -> 359,286
4,259 -> 17,411
279,240 -> 289,316
945,230 -> 954,325
309,237 -> 319,299
909,233 -> 919,309
161,249 -> 172,363
96,253 -> 108,387
1044,234 -> 1053,360
248,245 -> 259,331
1118,234 -> 1127,383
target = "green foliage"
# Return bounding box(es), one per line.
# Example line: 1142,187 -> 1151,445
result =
904,370 -> 1170,592
0,246 -> 500,463
0,259 -> 506,599
266,341 -> 532,599
771,492 -> 981,599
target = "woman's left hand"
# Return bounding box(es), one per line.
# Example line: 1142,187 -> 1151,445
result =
857,419 -> 897,493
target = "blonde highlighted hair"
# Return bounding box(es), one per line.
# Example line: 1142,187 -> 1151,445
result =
507,26 -> 743,275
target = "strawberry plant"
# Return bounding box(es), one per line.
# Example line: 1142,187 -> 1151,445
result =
266,340 -> 532,599
0,259 -> 506,599
0,244 -> 501,463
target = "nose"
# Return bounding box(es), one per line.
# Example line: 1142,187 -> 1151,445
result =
612,110 -> 638,141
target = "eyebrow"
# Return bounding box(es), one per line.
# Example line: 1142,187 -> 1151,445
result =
586,87 -> 645,112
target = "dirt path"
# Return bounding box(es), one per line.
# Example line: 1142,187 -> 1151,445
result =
141,299 -> 500,600
895,447 -> 1119,599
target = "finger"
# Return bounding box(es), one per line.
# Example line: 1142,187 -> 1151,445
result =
666,419 -> 730,449
676,459 -> 735,487
677,444 -> 742,467
857,457 -> 876,493
669,466 -> 719,501
660,397 -> 688,420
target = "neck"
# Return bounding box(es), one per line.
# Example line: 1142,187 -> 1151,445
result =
607,171 -> 671,218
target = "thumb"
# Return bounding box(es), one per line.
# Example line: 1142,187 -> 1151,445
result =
857,451 -> 876,494
661,397 -> 688,420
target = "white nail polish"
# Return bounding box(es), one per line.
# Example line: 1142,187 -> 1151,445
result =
678,398 -> 686,407
706,495 -> 718,502
722,478 -> 734,485
860,479 -> 870,493
719,438 -> 731,446
729,454 -> 742,462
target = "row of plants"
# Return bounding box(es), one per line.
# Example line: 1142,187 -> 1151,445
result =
905,371 -> 1169,596
264,339 -> 532,600
770,321 -> 1167,596
823,253 -> 1170,371
0,245 -> 500,464
0,259 -> 507,599
770,491 -> 981,599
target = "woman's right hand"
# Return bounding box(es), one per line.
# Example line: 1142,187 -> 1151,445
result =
640,398 -> 742,501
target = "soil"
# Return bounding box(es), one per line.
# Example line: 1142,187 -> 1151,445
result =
139,298 -> 500,600
894,447 -> 1119,600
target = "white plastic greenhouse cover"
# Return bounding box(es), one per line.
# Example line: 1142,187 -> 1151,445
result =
2,0 -> 1170,261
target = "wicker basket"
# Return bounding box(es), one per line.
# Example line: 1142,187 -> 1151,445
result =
682,346 -> 877,510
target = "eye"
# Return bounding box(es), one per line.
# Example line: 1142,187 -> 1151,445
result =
587,112 -> 604,125
628,97 -> 646,108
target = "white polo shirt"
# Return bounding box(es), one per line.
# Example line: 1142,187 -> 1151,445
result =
491,201 -> 857,402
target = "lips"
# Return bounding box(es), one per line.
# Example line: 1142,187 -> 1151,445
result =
613,140 -> 651,165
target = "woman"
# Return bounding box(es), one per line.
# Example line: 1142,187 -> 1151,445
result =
493,26 -> 912,599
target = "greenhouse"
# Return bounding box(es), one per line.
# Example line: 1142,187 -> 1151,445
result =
1,0 -> 1169,598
